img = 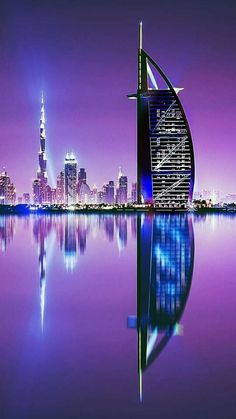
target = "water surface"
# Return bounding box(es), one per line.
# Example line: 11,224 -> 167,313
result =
0,213 -> 236,419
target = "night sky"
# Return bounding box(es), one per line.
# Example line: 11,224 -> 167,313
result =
0,0 -> 236,196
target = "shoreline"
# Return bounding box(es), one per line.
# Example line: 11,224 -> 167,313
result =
0,204 -> 235,215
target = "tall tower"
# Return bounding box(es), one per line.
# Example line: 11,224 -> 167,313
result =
129,23 -> 195,208
116,168 -> 128,204
64,152 -> 77,205
37,93 -> 48,203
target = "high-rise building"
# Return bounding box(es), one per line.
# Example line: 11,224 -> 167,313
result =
6,182 -> 16,204
119,176 -> 128,204
23,193 -> 30,204
64,152 -> 77,205
116,169 -> 128,204
56,171 -> 65,204
78,168 -> 87,192
33,93 -> 49,204
131,182 -> 137,203
90,184 -> 98,204
44,185 -> 56,205
33,179 -> 40,204
51,188 -> 57,204
0,169 -> 16,204
104,181 -> 115,204
97,191 -> 104,204
77,168 -> 91,204
78,183 -> 91,204
129,23 -> 195,207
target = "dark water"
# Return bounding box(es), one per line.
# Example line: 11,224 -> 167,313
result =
0,213 -> 236,419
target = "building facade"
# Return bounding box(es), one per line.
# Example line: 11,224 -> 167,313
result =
131,182 -> 137,203
129,23 -> 194,208
64,152 -> 77,205
116,174 -> 128,205
78,168 -> 87,191
23,193 -> 30,204
56,171 -> 65,204
0,169 -> 16,204
33,179 -> 40,204
104,181 -> 115,204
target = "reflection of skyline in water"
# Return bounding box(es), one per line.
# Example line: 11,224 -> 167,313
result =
1,213 -> 236,418
129,214 -> 194,401
0,213 -> 194,398
30,214 -> 134,330
0,214 -> 135,332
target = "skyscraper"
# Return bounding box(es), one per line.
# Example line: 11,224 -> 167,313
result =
33,179 -> 40,204
64,152 -> 77,205
33,93 -> 48,204
0,169 -> 16,204
131,182 -> 137,203
56,171 -> 65,204
23,193 -> 30,204
104,181 -> 115,204
90,184 -> 98,204
129,23 -> 195,208
78,168 -> 87,190
116,168 -> 128,204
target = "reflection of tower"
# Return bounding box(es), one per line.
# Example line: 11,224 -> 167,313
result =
33,218 -> 52,331
104,215 -> 115,242
129,23 -> 194,207
78,229 -> 86,254
64,215 -> 78,270
0,216 -> 16,252
65,153 -> 77,205
131,216 -> 137,239
116,215 -> 128,251
128,213 -> 194,400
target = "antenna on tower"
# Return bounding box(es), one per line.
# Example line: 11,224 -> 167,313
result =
139,21 -> 143,50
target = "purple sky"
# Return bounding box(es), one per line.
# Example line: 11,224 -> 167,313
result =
0,0 -> 236,196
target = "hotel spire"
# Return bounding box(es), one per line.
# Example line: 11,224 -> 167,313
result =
139,21 -> 143,50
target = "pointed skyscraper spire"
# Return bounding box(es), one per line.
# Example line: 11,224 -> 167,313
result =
36,92 -> 48,203
139,21 -> 143,50
40,91 -> 46,137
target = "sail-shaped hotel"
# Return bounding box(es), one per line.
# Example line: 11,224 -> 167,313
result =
129,23 -> 195,208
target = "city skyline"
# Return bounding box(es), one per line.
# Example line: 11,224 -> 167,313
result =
0,82 -> 234,203
0,0 -> 236,197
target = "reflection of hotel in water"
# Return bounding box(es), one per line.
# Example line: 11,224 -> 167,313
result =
128,213 -> 194,400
